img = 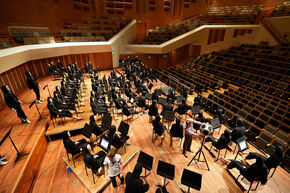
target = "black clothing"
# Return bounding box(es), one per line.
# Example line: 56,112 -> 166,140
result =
152,116 -> 165,136
170,118 -> 183,138
125,164 -> 149,193
47,100 -> 73,118
110,175 -> 124,188
25,72 -> 40,100
205,129 -> 231,150
1,85 -> 27,120
149,103 -> 159,116
231,118 -> 245,143
228,155 -> 268,185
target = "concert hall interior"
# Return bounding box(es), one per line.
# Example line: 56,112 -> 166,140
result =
0,0 -> 290,193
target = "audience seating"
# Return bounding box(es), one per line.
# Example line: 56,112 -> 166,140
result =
140,5 -> 262,44
8,26 -> 55,45
271,1 -> 290,17
156,43 -> 289,171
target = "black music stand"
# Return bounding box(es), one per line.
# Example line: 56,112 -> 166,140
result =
158,97 -> 167,105
155,89 -> 162,96
188,137 -> 210,171
0,128 -> 29,163
137,151 -> 153,181
163,110 -> 175,129
177,96 -> 185,103
191,106 -> 201,118
156,160 -> 175,188
180,169 -> 202,192
29,99 -> 47,121
234,137 -> 249,160
210,118 -> 221,133
43,84 -> 51,97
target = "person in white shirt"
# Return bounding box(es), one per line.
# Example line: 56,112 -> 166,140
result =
183,119 -> 203,157
103,149 -> 124,188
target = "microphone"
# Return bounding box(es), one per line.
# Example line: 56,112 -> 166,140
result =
29,99 -> 37,108
43,85 -> 48,90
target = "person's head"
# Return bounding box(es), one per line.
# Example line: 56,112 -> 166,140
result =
182,99 -> 186,105
1,85 -> 10,94
62,131 -> 70,139
54,92 -> 58,98
274,145 -> 284,157
107,148 -> 117,161
224,129 -> 232,140
236,118 -> 244,127
176,117 -> 181,124
198,111 -> 203,117
186,120 -> 192,127
47,97 -> 53,103
132,163 -> 142,177
152,100 -> 157,106
89,115 -> 95,123
25,71 -> 33,79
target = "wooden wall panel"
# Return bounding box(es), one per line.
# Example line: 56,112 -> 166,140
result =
0,52 -> 113,105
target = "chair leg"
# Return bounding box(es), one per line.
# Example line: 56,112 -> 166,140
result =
254,181 -> 260,190
224,148 -> 228,158
210,144 -> 213,151
92,170 -> 95,184
85,165 -> 88,176
248,181 -> 253,193
233,143 -> 237,154
270,167 -> 277,178
217,150 -> 220,160
72,156 -> 76,168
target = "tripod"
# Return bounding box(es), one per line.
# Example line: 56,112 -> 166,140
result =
187,138 -> 210,171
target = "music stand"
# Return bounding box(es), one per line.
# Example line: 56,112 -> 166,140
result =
188,137 -> 210,171
43,84 -> 51,97
145,93 -> 152,105
180,169 -> 202,192
155,89 -> 162,96
235,137 -> 249,160
158,97 -> 167,105
177,96 -> 185,103
163,110 -> 175,129
156,160 -> 175,188
0,128 -> 29,163
29,99 -> 47,121
191,106 -> 201,118
137,151 -> 153,181
210,118 -> 221,133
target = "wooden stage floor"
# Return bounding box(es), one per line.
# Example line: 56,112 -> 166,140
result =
0,70 -> 289,193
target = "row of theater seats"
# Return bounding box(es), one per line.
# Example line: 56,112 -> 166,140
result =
154,43 -> 289,171
0,16 -> 132,48
62,17 -> 131,42
271,1 -> 290,17
141,5 -> 262,44
200,95 -> 289,171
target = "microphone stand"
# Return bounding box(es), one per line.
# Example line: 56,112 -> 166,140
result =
29,99 -> 47,121
43,84 -> 51,98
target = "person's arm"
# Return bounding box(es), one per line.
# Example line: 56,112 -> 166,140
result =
187,119 -> 203,125
119,162 -> 123,177
104,164 -> 109,180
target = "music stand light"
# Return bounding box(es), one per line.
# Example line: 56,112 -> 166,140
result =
180,169 -> 202,192
137,151 -> 153,180
156,160 -> 175,188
